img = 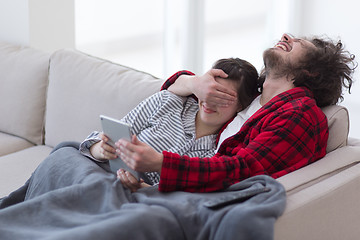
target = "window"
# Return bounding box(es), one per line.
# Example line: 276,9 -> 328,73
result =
75,0 -> 164,77
204,0 -> 267,72
75,0 -> 269,79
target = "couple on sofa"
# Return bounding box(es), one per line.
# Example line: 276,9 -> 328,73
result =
1,32 -> 356,198
0,32 -> 356,240
86,33 -> 355,193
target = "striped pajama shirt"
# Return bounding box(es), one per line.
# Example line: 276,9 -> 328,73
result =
80,90 -> 217,185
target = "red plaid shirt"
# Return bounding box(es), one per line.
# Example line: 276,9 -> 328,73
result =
159,71 -> 329,192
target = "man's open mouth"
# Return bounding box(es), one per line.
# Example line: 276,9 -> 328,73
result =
275,42 -> 291,52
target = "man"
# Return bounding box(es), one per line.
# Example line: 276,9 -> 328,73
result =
116,33 -> 356,193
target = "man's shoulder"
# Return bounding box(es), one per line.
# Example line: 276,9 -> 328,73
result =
280,95 -> 327,128
282,94 -> 323,114
278,87 -> 320,111
248,87 -> 326,127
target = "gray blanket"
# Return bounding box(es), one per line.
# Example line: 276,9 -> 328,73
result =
0,142 -> 286,240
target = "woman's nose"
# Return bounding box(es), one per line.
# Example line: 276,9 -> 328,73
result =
205,102 -> 217,109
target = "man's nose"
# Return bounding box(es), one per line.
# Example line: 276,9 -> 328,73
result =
281,33 -> 293,42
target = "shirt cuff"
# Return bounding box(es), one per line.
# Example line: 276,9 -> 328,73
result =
158,151 -> 182,192
161,70 -> 195,90
79,132 -> 106,162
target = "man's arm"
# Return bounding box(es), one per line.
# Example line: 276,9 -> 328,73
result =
161,70 -> 194,92
116,135 -> 163,173
162,69 -> 237,107
114,100 -> 327,193
158,108 -> 328,193
167,74 -> 197,97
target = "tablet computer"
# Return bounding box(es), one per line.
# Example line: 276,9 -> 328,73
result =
100,115 -> 140,180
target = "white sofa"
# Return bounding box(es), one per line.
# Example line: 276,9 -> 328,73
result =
1,41 -> 360,240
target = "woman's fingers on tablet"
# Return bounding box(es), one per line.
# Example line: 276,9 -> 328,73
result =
98,140 -> 116,159
103,142 -> 116,154
117,169 -> 140,192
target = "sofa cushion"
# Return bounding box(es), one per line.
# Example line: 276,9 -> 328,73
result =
0,42 -> 50,145
0,145 -> 53,198
45,49 -> 164,147
0,132 -> 35,157
322,105 -> 349,153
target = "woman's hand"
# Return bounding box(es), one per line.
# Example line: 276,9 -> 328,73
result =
115,135 -> 163,173
89,133 -> 117,160
117,169 -> 150,192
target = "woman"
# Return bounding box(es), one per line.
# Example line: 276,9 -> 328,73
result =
80,57 -> 259,192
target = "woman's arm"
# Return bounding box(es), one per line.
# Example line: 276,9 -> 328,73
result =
79,132 -> 117,161
120,91 -> 166,135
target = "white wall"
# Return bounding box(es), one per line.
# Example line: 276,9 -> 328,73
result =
75,0 -> 164,77
300,0 -> 360,138
0,0 -> 75,53
29,0 -> 75,52
1,0 -> 359,137
0,0 -> 30,45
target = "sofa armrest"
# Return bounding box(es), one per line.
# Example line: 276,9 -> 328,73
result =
0,41 -> 50,145
275,139 -> 360,239
277,143 -> 360,193
275,161 -> 360,240
347,137 -> 360,147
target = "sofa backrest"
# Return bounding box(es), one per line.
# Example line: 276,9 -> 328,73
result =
322,105 -> 349,153
0,41 -> 351,153
0,41 -> 50,145
45,49 -> 164,147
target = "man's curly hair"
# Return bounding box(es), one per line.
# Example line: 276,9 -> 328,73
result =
290,36 -> 356,107
258,36 -> 357,107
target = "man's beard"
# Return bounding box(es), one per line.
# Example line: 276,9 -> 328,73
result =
262,48 -> 292,78
263,48 -> 284,68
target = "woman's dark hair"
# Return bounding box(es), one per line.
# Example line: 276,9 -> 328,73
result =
213,58 -> 259,110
